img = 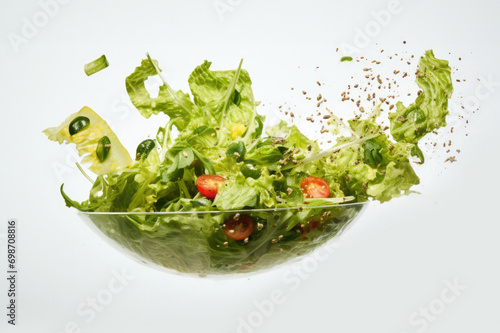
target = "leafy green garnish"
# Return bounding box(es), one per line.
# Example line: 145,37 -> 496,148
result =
212,182 -> 259,210
363,139 -> 383,168
341,56 -> 353,62
136,139 -> 156,161
226,142 -> 246,162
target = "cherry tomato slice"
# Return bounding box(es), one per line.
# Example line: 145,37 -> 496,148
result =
300,176 -> 330,198
224,215 -> 254,241
196,174 -> 226,200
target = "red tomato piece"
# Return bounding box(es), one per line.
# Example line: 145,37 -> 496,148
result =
310,220 -> 320,229
224,215 -> 254,241
300,177 -> 330,198
196,174 -> 226,200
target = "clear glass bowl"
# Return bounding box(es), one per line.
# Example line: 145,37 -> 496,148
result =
79,202 -> 368,276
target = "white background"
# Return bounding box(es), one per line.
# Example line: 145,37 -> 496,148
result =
1,0 -> 499,332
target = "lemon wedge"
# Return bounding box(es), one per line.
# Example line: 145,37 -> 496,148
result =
44,106 -> 132,175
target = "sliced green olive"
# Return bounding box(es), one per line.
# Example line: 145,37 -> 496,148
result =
69,116 -> 90,135
96,136 -> 111,162
240,164 -> 261,179
136,139 -> 156,160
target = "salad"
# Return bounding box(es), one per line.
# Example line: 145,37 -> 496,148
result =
44,50 -> 453,274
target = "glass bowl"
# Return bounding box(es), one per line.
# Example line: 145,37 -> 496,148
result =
79,202 -> 368,276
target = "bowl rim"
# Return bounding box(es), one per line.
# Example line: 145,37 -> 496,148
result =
77,201 -> 368,216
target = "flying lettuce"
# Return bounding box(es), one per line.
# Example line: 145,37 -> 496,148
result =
389,50 -> 453,144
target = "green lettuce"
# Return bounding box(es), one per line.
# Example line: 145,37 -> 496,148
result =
125,58 -> 198,131
389,50 -> 453,144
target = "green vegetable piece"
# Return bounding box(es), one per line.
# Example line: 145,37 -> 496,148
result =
192,148 -> 216,174
156,126 -> 166,146
161,148 -> 195,183
341,56 -> 353,62
283,186 -> 304,205
411,144 -> 425,164
363,139 -> 383,168
226,142 -> 246,162
240,164 -> 261,179
232,89 -> 241,106
245,145 -> 283,166
84,55 -> 109,76
277,146 -> 288,154
212,183 -> 259,210
389,50 -> 453,144
96,136 -> 111,162
253,115 -> 264,139
161,155 -> 184,182
125,57 -> 196,130
193,126 -> 209,135
135,139 -> 156,161
163,166 -> 184,183
177,148 -> 194,169
69,116 -> 90,135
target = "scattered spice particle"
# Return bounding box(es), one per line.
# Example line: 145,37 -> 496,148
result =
445,156 -> 457,163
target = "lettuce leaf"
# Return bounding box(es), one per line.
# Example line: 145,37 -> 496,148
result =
125,58 -> 197,131
212,181 -> 259,210
188,60 -> 263,146
389,50 -> 453,143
